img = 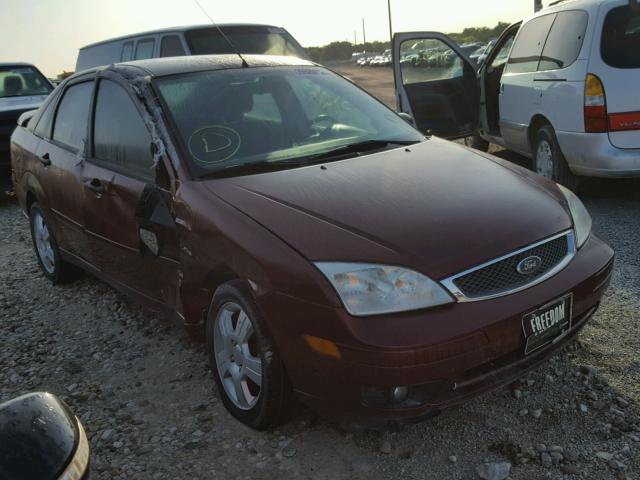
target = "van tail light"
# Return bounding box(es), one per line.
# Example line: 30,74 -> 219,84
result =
584,74 -> 607,133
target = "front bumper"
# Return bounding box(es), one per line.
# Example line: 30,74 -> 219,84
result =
557,131 -> 640,178
259,233 -> 614,421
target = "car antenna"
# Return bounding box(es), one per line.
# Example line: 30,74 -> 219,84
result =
192,0 -> 249,67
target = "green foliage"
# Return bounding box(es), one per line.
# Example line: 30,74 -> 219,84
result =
307,22 -> 511,62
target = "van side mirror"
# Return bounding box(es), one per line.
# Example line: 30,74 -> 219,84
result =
0,392 -> 90,480
397,112 -> 416,127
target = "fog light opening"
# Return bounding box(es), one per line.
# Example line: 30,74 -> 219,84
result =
391,386 -> 409,404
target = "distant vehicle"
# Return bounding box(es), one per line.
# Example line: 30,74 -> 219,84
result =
393,0 -> 640,188
75,24 -> 309,71
0,392 -> 90,480
0,63 -> 53,165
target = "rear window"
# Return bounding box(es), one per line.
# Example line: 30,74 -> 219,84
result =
185,26 -> 309,60
538,11 -> 588,71
601,5 -> 640,68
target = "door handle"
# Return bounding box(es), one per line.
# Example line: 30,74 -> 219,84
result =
39,152 -> 51,167
84,178 -> 105,195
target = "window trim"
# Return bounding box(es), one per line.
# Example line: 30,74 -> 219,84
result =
134,38 -> 156,60
50,77 -> 95,154
86,77 -> 156,183
121,41 -> 134,62
536,9 -> 589,73
32,88 -> 63,140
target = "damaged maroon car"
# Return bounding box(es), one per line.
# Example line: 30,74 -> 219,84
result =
10,55 -> 614,429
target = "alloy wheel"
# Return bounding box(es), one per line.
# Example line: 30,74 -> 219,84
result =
536,140 -> 554,179
213,302 -> 263,410
33,212 -> 55,274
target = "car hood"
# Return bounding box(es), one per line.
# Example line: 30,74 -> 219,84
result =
0,95 -> 48,113
205,138 -> 572,279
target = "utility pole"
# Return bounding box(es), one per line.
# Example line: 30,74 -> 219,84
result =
362,18 -> 366,46
354,30 -> 357,45
387,0 -> 393,44
534,0 -> 543,12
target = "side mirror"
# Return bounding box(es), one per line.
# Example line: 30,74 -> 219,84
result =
17,110 -> 36,128
135,184 -> 176,257
0,392 -> 90,480
397,112 -> 416,127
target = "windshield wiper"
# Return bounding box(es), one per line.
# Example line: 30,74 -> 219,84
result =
199,160 -> 305,179
293,139 -> 419,164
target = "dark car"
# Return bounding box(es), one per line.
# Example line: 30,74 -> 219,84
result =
0,392 -> 90,480
10,54 -> 614,429
0,63 -> 54,166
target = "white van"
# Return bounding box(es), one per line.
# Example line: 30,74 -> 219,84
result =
392,0 -> 640,188
76,24 -> 309,72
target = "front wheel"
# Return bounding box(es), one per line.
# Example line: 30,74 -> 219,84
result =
206,281 -> 291,429
533,126 -> 578,190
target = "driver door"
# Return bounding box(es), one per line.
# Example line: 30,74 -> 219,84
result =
393,32 -> 479,138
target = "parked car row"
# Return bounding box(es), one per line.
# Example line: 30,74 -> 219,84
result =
357,50 -> 392,67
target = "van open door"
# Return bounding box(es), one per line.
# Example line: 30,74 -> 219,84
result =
393,32 -> 480,139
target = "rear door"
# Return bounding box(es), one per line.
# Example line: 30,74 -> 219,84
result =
594,1 -> 640,149
82,76 -> 179,305
393,32 -> 479,138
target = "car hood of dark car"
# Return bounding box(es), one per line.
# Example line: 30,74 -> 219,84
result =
205,138 -> 572,279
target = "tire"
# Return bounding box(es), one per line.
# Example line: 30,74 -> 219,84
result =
29,203 -> 81,284
533,125 -> 578,190
206,280 -> 291,429
464,133 -> 490,152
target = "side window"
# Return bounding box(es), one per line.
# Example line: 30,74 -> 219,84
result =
92,80 -> 154,179
506,14 -> 556,74
399,38 -> 465,85
52,82 -> 93,151
121,42 -> 133,62
489,33 -> 517,69
34,96 -> 58,138
538,11 -> 588,71
160,35 -> 186,57
134,39 -> 155,60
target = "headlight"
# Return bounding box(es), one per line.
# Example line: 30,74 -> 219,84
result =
558,185 -> 592,248
315,262 -> 454,316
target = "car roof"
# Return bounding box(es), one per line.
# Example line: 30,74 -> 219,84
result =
73,54 -> 315,80
79,24 -> 287,50
0,62 -> 38,68
539,0 -> 626,14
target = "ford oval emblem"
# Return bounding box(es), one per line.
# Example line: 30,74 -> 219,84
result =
517,256 -> 543,275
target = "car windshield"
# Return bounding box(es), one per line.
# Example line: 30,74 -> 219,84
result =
185,26 -> 309,60
0,65 -> 53,98
155,66 -> 424,177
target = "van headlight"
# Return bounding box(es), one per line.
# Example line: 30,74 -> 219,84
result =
315,262 -> 454,316
558,185 -> 592,248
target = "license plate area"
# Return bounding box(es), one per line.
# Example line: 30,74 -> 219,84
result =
522,294 -> 573,355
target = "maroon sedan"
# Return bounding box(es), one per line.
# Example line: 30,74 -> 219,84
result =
10,55 -> 614,429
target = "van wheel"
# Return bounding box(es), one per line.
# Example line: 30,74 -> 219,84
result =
29,203 -> 81,284
533,126 -> 578,190
206,281 -> 291,429
464,134 -> 490,152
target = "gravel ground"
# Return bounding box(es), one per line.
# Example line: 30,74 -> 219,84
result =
1,173 -> 639,480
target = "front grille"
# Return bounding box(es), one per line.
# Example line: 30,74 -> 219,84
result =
450,233 -> 572,299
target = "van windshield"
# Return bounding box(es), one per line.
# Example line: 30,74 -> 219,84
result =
185,26 -> 309,60
601,5 -> 640,68
0,66 -> 53,99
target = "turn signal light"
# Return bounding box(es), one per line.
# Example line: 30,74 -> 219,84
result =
304,335 -> 341,359
584,74 -> 607,133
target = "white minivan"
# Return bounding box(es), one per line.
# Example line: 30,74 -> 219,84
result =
393,0 -> 640,188
76,24 -> 309,72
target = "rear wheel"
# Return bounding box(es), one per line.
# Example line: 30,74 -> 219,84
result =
29,203 -> 81,284
533,125 -> 578,190
206,281 -> 291,429
464,133 -> 490,152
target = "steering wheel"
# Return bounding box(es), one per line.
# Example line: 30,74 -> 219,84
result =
312,115 -> 339,138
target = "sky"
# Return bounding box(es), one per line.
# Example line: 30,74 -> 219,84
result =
0,0 -> 538,77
